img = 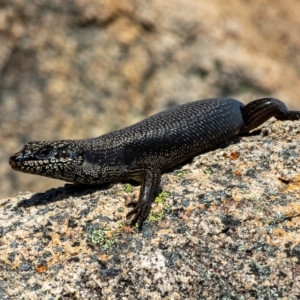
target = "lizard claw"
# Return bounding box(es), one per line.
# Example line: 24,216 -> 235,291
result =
126,200 -> 152,228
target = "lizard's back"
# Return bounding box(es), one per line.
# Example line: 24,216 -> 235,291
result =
94,98 -> 245,171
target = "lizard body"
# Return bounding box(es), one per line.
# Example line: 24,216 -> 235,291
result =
9,98 -> 300,227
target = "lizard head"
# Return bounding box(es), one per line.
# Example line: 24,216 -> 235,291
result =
9,140 -> 84,182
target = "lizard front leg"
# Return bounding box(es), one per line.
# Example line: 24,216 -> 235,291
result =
127,166 -> 161,228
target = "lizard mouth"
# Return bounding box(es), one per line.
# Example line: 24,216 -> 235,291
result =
9,152 -> 23,170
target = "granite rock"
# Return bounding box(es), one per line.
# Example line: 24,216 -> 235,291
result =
1,119 -> 300,299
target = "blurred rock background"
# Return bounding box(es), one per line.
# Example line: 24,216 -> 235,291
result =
1,0 -> 300,198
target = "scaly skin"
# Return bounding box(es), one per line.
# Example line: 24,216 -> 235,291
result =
9,98 -> 300,228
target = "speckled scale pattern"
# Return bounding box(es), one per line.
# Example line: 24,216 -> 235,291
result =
9,97 -> 300,227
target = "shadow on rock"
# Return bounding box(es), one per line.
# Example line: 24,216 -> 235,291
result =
17,183 -> 112,208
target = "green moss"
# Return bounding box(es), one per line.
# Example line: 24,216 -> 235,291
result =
124,183 -> 134,193
154,191 -> 170,204
147,191 -> 171,222
204,167 -> 213,175
89,229 -> 106,245
174,169 -> 191,177
89,228 -> 119,250
103,235 -> 119,250
148,210 -> 165,222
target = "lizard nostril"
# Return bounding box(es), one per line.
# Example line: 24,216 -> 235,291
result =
9,156 -> 17,167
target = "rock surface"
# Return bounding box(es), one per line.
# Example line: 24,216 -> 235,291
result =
1,119 -> 300,299
1,0 -> 300,197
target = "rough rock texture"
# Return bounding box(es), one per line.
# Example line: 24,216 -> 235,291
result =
1,119 -> 300,299
1,0 -> 300,197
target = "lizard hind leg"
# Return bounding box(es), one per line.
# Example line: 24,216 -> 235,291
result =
126,166 -> 161,228
240,98 -> 300,133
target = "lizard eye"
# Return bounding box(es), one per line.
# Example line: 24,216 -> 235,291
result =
37,146 -> 53,158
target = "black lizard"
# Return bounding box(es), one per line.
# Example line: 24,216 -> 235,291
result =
9,98 -> 300,227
